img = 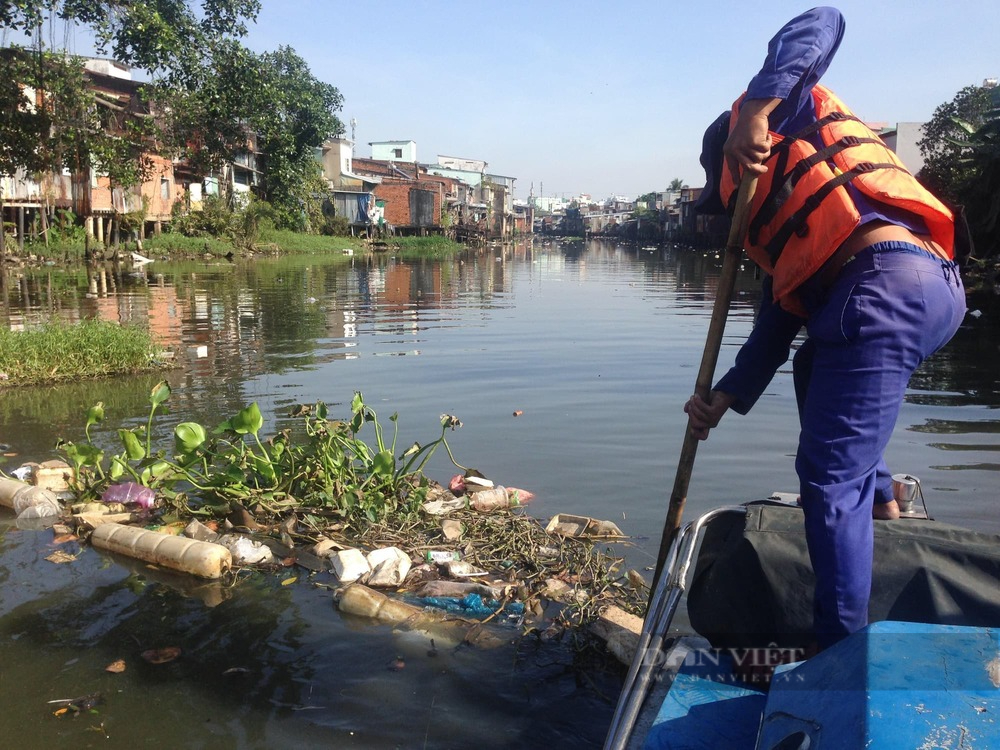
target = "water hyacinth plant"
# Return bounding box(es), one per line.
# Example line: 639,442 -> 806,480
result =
58,382 -> 469,525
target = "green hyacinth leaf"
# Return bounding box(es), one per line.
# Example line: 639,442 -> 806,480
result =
149,381 -> 171,407
119,429 -> 146,460
174,422 -> 207,454
229,403 -> 264,436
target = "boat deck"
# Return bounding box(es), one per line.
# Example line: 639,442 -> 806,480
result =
640,621 -> 1000,750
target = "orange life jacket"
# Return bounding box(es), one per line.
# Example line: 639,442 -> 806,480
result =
720,84 -> 954,315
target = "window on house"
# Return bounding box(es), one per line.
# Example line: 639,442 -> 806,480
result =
160,177 -> 170,200
393,148 -> 403,158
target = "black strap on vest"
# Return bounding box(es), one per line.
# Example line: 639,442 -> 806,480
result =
748,111 -> 888,246
764,161 -> 909,265
771,110 -> 856,148
727,112 -> 853,217
749,135 -> 889,245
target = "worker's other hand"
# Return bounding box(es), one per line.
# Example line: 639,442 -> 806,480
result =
684,390 -> 735,441
723,97 -> 780,184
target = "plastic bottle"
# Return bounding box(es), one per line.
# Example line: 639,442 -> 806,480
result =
101,482 -> 156,509
442,560 -> 487,578
339,582 -> 423,623
426,549 -> 462,564
469,487 -> 517,511
0,478 -> 62,518
337,583 -> 506,649
90,522 -> 231,579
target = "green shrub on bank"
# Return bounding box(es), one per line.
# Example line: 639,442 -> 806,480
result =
143,233 -> 233,256
0,321 -> 167,387
20,239 -> 88,261
169,195 -> 235,239
320,215 -> 351,236
6,204 -> 459,261
19,228 -> 367,259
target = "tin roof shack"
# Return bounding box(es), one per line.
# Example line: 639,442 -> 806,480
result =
583,208 -> 631,236
80,60 -> 182,242
0,48 -> 71,252
352,156 -> 414,182
372,178 -> 442,235
350,146 -> 522,239
0,54 -> 96,250
165,119 -> 263,242
658,188 -> 684,234
673,185 -> 728,248
351,157 -> 444,236
175,129 -> 263,211
414,170 -> 465,233
485,173 -> 516,238
228,133 -> 263,206
512,203 -> 533,235
1,54 -> 188,251
318,138 -> 380,232
425,156 -> 521,240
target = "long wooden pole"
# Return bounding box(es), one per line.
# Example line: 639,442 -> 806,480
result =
648,175 -> 758,594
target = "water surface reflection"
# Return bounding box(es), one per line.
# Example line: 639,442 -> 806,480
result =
0,239 -> 997,747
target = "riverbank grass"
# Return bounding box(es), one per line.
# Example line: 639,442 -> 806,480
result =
0,321 -> 167,386
388,236 -> 464,257
14,226 -> 459,262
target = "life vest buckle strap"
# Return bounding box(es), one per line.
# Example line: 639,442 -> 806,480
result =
803,194 -> 823,212
753,135 -> 871,242
764,161 -> 907,265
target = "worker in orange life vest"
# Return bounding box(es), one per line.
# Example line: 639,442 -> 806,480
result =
686,6 -> 967,649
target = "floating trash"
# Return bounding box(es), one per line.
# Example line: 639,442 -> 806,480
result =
419,593 -> 525,621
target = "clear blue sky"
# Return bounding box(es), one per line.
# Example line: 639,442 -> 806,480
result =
32,1 -> 1000,201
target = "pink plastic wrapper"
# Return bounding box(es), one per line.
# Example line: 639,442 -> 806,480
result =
101,482 -> 157,509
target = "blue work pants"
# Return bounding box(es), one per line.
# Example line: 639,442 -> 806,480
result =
793,241 -> 966,647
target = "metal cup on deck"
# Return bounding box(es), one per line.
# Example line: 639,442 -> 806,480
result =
891,473 -> 920,513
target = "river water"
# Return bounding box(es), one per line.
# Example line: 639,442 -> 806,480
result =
0,239 -> 997,748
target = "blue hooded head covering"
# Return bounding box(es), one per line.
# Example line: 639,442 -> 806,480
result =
693,110 -> 731,216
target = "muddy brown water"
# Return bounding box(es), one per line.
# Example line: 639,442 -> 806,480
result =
1,239 -> 997,748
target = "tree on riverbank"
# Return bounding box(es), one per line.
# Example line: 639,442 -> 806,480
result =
1,1 -> 345,238
918,84 -> 994,202
253,46 -> 344,230
156,39 -> 344,229
947,117 -> 1000,260
919,83 -> 1000,261
1,1 -> 263,177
